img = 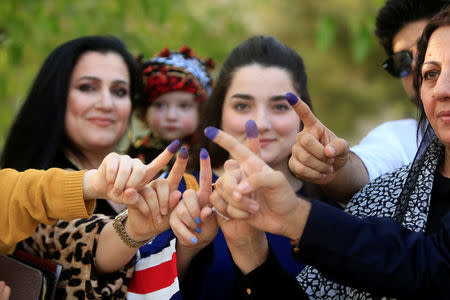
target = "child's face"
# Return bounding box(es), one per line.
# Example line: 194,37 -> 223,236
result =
146,91 -> 199,142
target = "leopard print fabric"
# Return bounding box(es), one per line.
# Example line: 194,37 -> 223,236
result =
18,215 -> 136,299
297,138 -> 444,300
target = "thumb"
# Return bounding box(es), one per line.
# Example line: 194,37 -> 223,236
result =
324,138 -> 349,159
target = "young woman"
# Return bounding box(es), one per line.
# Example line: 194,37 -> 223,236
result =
167,35 -> 324,300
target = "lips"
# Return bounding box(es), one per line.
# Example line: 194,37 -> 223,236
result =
259,138 -> 276,147
438,110 -> 450,123
88,117 -> 114,127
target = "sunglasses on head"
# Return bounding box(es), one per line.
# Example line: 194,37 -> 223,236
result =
382,50 -> 413,78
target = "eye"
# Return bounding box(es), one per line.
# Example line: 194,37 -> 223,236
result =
233,102 -> 249,111
78,84 -> 96,92
423,70 -> 440,81
151,102 -> 165,109
112,87 -> 129,97
273,103 -> 289,112
179,102 -> 193,110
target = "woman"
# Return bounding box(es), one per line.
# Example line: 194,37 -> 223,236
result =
1,36 -> 189,299
213,7 -> 450,299
167,35 -> 324,300
0,35 -> 141,215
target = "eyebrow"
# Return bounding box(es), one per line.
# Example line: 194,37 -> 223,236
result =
231,93 -> 287,102
75,75 -> 129,85
423,61 -> 441,67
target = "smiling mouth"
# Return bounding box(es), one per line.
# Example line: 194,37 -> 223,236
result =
89,118 -> 113,127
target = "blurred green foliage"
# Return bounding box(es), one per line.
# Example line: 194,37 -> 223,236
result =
0,0 -> 412,151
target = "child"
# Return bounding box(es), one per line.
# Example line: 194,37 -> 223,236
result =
129,46 -> 214,166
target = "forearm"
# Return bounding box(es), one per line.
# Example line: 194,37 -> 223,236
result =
228,230 -> 269,275
296,200 -> 450,297
320,152 -> 369,203
0,168 -> 93,254
176,242 -> 207,278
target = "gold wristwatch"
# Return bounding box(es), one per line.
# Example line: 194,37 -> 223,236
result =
112,210 -> 154,248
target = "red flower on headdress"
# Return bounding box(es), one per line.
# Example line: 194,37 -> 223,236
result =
205,58 -> 215,69
159,46 -> 171,57
180,45 -> 193,57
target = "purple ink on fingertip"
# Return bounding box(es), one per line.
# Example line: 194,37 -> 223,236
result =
178,146 -> 189,159
167,139 -> 181,153
195,217 -> 201,224
190,237 -> 197,244
200,148 -> 209,160
245,120 -> 258,138
204,126 -> 219,140
285,92 -> 298,106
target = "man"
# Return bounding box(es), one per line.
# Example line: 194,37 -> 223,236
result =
288,0 -> 450,201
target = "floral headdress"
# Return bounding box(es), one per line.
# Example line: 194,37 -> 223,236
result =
140,46 -> 214,105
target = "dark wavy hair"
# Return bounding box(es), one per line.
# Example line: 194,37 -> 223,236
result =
414,4 -> 450,139
190,35 -> 312,169
1,36 -> 140,171
375,0 -> 449,55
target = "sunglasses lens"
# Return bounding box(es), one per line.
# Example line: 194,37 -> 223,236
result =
382,51 -> 412,78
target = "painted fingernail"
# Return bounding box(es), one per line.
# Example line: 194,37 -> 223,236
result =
204,126 -> 219,140
245,120 -> 258,138
200,148 -> 209,160
190,237 -> 197,244
195,227 -> 202,234
194,217 -> 201,225
178,146 -> 188,159
285,92 -> 298,106
167,139 -> 181,153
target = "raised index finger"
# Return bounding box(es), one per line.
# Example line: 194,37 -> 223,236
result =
285,92 -> 317,129
144,139 -> 181,182
204,126 -> 265,170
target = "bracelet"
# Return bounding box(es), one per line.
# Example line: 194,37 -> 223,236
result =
112,210 -> 154,248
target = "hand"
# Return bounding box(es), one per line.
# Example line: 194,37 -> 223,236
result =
0,281 -> 10,300
211,120 -> 267,249
204,124 -> 310,240
170,148 -> 218,250
125,146 -> 188,242
285,92 -> 349,184
83,140 -> 181,205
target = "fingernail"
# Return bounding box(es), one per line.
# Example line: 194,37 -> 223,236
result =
190,237 -> 197,244
328,146 -> 336,156
285,92 -> 298,106
161,208 -> 168,216
167,139 -> 181,153
178,146 -> 188,159
328,166 -> 334,174
194,217 -> 201,225
200,148 -> 209,160
195,227 -> 202,234
204,126 -> 219,140
233,191 -> 242,201
249,202 -> 260,213
245,120 -> 258,138
237,181 -> 249,192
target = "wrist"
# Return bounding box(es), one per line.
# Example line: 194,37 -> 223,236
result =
113,210 -> 154,248
82,170 -> 96,200
284,197 -> 311,241
229,232 -> 269,275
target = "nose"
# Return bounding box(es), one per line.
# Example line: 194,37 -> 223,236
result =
166,104 -> 178,120
433,70 -> 450,101
96,88 -> 114,111
254,107 -> 271,132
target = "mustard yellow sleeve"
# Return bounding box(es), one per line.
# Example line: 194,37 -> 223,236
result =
0,168 -> 95,254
